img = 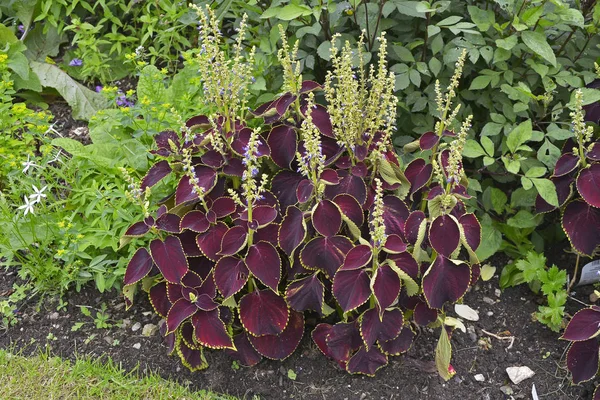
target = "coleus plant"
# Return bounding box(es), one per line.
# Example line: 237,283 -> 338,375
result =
120,8 -> 481,379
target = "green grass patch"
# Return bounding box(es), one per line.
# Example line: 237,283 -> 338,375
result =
0,348 -> 235,400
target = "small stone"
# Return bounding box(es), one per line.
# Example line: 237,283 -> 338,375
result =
487,311 -> 494,316
49,312 -> 59,320
590,292 -> 599,303
495,288 -> 501,298
103,336 -> 113,345
132,342 -> 141,349
455,304 -> 479,321
142,311 -> 152,317
142,323 -> 158,337
131,322 -> 141,332
506,366 -> 535,384
474,374 -> 485,382
500,385 -> 513,395
482,297 -> 495,305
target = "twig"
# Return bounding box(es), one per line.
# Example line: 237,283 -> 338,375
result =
481,329 -> 515,350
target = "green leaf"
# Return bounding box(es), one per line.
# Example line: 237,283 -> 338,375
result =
29,61 -> 109,120
540,266 -> 567,295
507,210 -> 541,228
467,6 -> 494,31
24,24 -> 65,61
317,41 -> 331,61
475,215 -> 502,261
469,75 -> 492,90
525,166 -> 546,178
0,23 -> 18,46
537,140 -> 560,169
531,178 -> 558,207
481,136 -> 494,156
137,65 -> 167,104
515,251 -> 546,283
480,264 -> 496,281
409,69 -> 421,87
495,35 -> 518,50
435,328 -> 453,381
463,140 -> 486,157
506,120 -> 533,153
521,31 -> 557,67
277,4 -> 312,21
428,57 -> 442,76
287,369 -> 297,380
392,45 -> 415,63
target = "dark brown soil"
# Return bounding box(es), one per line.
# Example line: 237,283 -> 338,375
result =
1,254 -> 596,400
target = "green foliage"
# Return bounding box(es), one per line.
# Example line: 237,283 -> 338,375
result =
501,251 -> 567,332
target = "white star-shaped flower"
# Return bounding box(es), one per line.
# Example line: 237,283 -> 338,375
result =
29,185 -> 47,204
17,196 -> 35,216
21,155 -> 40,174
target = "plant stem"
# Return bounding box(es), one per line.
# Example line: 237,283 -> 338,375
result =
422,13 -> 430,62
568,253 -> 581,292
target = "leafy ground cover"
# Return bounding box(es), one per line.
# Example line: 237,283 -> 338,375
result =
0,347 -> 231,400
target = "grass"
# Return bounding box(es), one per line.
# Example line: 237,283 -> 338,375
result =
0,348 -> 236,400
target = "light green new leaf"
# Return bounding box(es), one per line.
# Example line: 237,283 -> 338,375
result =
469,75 -> 492,90
276,4 -> 312,21
475,215 -> 502,261
532,178 -> 559,207
30,61 -> 109,120
521,31 -> 557,67
463,139 -> 486,157
435,328 -> 453,381
506,119 -> 532,153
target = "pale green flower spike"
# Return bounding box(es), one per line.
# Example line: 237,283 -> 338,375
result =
277,25 -> 302,95
297,92 -> 325,191
371,178 -> 387,249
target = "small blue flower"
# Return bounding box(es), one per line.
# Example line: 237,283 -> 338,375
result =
69,58 -> 83,67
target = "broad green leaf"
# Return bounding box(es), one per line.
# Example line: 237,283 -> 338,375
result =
394,1 -> 427,18
525,166 -> 546,178
429,57 -> 442,76
506,119 -> 533,153
521,31 -> 557,67
475,215 -> 502,261
137,65 -> 167,104
507,210 -> 541,228
495,35 -> 518,50
30,61 -> 109,120
277,4 -> 312,20
435,327 -> 453,381
463,139 -> 486,157
317,41 -> 331,61
481,136 -> 494,156
480,264 -> 496,281
537,140 -> 560,169
24,24 -> 65,61
569,88 -> 600,107
467,6 -> 495,31
0,23 -> 18,46
531,178 -> 558,207
469,75 -> 492,90
392,45 -> 415,63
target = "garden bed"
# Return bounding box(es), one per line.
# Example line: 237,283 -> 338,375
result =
1,255 -> 594,400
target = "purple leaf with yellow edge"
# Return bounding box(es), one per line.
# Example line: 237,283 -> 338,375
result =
180,211 -> 210,233
196,222 -> 228,261
285,273 -> 324,315
250,205 -> 277,228
149,282 -> 171,318
276,93 -> 297,115
175,166 -> 217,205
304,103 -> 333,137
346,345 -> 388,376
125,221 -> 150,237
191,309 -> 235,349
333,194 -> 364,226
577,164 -> 600,208
255,223 -> 279,245
389,252 -> 420,279
155,213 -> 181,233
553,153 -> 580,177
268,125 -> 297,169
166,283 -> 184,303
200,150 -> 224,168
413,301 -> 438,326
219,226 -> 248,256
181,270 -> 203,288
383,234 -> 407,253
249,311 -> 304,360
459,214 -> 481,251
321,136 -> 345,165
239,289 -> 289,336
561,307 -> 600,341
150,236 -> 189,284
301,236 -> 353,278
159,322 -> 176,354
166,298 -> 198,333
422,256 -> 471,309
379,326 -> 415,355
279,206 -> 306,256
178,230 -> 203,257
354,144 -> 368,161
567,338 -> 599,384
382,196 -> 410,237
405,211 -> 426,245
333,269 -> 371,313
359,308 -> 403,350
223,157 -> 244,176
312,199 -> 342,237
176,337 -> 207,371
419,131 -> 439,151
180,321 -> 197,350
296,179 -> 314,203
405,158 -> 433,198
312,323 -> 336,362
340,245 -> 372,271
225,333 -> 263,366
562,200 -> 600,255
587,142 -> 600,161
325,321 -> 363,366
214,256 -> 249,298
231,128 -> 270,157
325,173 -> 367,205
429,215 -> 460,256
141,160 -> 172,190
124,248 -> 153,285
320,169 -> 339,184
153,130 -> 180,156
245,241 -> 281,291
211,197 -> 236,219
372,264 -> 401,313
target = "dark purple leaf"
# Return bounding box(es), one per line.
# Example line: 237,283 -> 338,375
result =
333,269 -> 371,313
567,338 -> 599,384
382,196 -> 410,237
325,173 -> 367,205
268,125 -> 297,169
404,211 -> 427,245
312,199 -> 342,237
379,326 -> 415,355
419,131 -> 439,151
211,197 -> 236,219
249,311 -> 304,360
383,234 -> 407,253
325,321 -> 362,366
285,273 -> 324,315
180,211 -> 210,233
459,213 -> 481,251
231,127 -> 270,157
278,206 -> 306,256
153,130 -> 180,156
301,236 -> 354,278
175,166 -> 217,205
577,164 -> 600,208
239,289 -> 289,336
223,157 -> 244,176
166,298 -> 197,333
251,205 -> 277,228
300,80 -> 321,93
271,171 -> 304,209
149,282 -> 171,318
413,301 -> 438,326
275,93 -> 297,115
191,309 -> 235,349
296,179 -> 314,203
312,323 -> 336,361
196,222 -> 228,261
245,241 -> 281,291
429,215 -> 460,256
141,160 -> 172,190
422,256 -> 471,309
359,308 -> 403,350
219,226 -> 248,256
150,236 -> 189,284
320,169 -> 339,184
333,194 -> 364,226
562,200 -> 600,255
587,142 -> 600,161
389,252 -> 420,279
201,150 -> 224,168
155,213 -> 181,234
561,307 -> 600,341
372,265 -> 401,313
405,159 -> 433,198
178,230 -> 203,257
255,223 -> 279,245
181,270 -> 203,288
176,337 -> 207,371
304,103 -> 333,138
340,245 -> 372,271
553,153 -> 580,177
125,221 -> 150,237
214,256 -> 249,298
346,345 -> 388,376
225,333 -> 263,366
124,248 -> 154,285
